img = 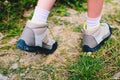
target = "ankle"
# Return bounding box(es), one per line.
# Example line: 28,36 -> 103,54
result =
86,16 -> 101,30
31,6 -> 50,23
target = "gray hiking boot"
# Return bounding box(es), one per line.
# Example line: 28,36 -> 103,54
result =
82,23 -> 112,52
16,20 -> 58,54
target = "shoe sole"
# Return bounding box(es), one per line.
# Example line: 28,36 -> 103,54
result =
82,25 -> 112,52
16,39 -> 58,54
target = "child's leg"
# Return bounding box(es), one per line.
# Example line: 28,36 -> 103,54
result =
87,0 -> 104,29
37,0 -> 56,10
82,0 -> 112,52
88,0 -> 104,18
16,0 -> 57,54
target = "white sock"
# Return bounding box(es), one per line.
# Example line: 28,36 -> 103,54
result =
87,16 -> 101,30
31,6 -> 50,23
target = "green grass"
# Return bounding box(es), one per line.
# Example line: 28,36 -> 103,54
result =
56,0 -> 87,11
0,63 -> 9,76
50,5 -> 70,17
68,55 -> 104,80
105,0 -> 112,3
72,25 -> 82,32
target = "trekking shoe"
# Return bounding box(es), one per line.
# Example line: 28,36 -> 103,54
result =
16,21 -> 58,54
82,23 -> 112,52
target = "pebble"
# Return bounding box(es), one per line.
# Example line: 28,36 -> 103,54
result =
11,63 -> 18,69
0,74 -> 8,80
113,72 -> 120,79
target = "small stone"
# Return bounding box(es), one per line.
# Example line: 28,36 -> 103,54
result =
20,73 -> 25,77
113,72 -> 120,79
0,74 -> 8,80
11,63 -> 18,69
8,39 -> 17,45
87,52 -> 92,56
19,59 -> 24,63
0,33 -> 3,40
111,35 -> 117,40
4,0 -> 8,5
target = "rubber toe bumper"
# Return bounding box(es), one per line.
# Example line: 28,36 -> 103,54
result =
16,39 -> 58,54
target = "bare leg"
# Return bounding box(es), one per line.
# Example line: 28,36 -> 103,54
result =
87,0 -> 104,18
37,0 -> 56,11
87,0 -> 104,29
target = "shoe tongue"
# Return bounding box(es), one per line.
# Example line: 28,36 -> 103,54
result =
26,20 -> 48,29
